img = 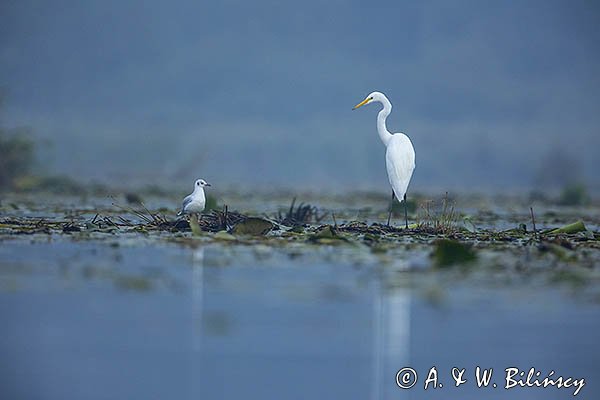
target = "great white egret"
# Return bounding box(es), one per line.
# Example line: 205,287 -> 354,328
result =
178,178 -> 211,216
353,91 -> 415,228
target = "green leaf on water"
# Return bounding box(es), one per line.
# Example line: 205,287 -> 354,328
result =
231,217 -> 273,236
548,221 -> 586,235
214,230 -> 236,241
308,225 -> 349,244
432,239 -> 477,268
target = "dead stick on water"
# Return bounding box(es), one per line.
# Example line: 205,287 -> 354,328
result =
118,216 -> 133,226
111,201 -> 153,224
140,202 -> 156,222
288,197 -> 296,217
332,212 -> 338,228
530,207 -> 537,237
109,197 -> 151,223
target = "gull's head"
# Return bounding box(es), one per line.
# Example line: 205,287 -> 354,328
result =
195,179 -> 211,188
353,91 -> 386,110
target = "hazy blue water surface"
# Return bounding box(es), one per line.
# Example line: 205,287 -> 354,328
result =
0,239 -> 598,399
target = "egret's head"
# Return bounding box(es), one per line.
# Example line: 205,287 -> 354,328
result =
195,179 -> 211,188
353,91 -> 386,110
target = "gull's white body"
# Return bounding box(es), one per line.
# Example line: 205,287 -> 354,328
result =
178,179 -> 209,216
355,91 -> 415,205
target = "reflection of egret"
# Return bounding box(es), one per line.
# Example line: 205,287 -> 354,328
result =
354,92 -> 415,227
371,277 -> 411,400
192,247 -> 205,351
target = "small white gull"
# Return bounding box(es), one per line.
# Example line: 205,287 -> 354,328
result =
177,178 -> 211,216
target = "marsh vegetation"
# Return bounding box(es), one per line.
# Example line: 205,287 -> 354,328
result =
1,189 -> 599,293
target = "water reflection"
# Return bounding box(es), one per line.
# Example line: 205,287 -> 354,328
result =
0,241 -> 598,399
190,250 -> 599,400
189,246 -> 415,399
371,284 -> 410,400
192,247 -> 204,351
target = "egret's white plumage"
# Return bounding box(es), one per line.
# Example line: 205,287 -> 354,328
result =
385,134 -> 415,204
178,178 -> 211,216
354,91 -> 415,226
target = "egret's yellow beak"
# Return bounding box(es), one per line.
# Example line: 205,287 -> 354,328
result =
353,97 -> 371,110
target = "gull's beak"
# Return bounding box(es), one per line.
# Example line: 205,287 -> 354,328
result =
205,182 -> 212,187
353,97 -> 370,110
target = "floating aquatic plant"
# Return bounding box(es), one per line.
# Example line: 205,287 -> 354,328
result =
431,239 -> 477,268
417,193 -> 458,234
276,198 -> 326,226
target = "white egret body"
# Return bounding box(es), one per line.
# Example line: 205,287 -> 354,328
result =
354,91 -> 415,227
178,178 -> 211,216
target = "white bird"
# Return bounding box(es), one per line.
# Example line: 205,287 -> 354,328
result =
353,91 -> 415,228
177,178 -> 211,216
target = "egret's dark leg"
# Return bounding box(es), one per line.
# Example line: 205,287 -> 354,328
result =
403,193 -> 408,229
387,190 -> 395,226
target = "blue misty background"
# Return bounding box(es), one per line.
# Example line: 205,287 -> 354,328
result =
1,0 -> 599,192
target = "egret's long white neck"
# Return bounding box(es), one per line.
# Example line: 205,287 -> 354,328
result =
376,97 -> 393,147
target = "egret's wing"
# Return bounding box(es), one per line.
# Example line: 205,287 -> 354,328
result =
178,194 -> 193,216
385,134 -> 416,200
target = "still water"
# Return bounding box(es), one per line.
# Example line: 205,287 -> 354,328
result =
1,238 -> 598,399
